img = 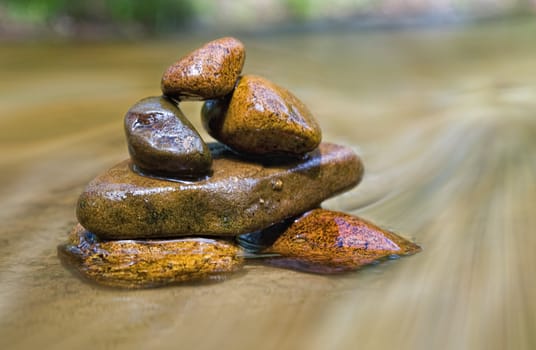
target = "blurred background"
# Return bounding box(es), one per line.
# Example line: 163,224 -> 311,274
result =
1,0 -> 535,39
2,1 -> 536,350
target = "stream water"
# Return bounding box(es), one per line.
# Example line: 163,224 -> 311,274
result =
1,18 -> 535,350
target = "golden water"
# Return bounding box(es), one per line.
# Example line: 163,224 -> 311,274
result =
1,19 -> 536,350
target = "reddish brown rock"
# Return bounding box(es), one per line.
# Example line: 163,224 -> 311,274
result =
161,37 -> 245,100
58,224 -> 244,288
202,75 -> 322,157
263,209 -> 421,273
77,143 -> 363,239
124,96 -> 212,179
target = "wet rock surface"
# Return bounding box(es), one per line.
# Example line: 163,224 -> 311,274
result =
77,143 -> 363,239
124,96 -> 212,178
60,36 -> 421,289
202,75 -> 322,157
161,37 -> 245,100
58,224 -> 244,288
262,209 -> 421,273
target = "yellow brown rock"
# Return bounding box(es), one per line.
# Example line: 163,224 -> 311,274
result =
58,224 -> 244,288
76,143 -> 363,239
161,37 -> 245,100
124,96 -> 212,179
202,75 -> 322,157
263,209 -> 421,273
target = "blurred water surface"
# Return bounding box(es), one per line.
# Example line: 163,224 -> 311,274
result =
1,18 -> 536,350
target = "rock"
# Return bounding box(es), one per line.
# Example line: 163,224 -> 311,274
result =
77,143 -> 363,239
124,96 -> 212,179
202,75 -> 322,157
236,218 -> 296,253
58,224 -> 244,288
161,37 -> 245,100
263,209 -> 421,273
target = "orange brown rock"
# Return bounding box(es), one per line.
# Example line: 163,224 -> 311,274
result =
76,143 -> 363,239
263,209 -> 421,273
161,37 -> 245,100
58,224 -> 244,288
124,96 -> 212,178
202,75 -> 322,157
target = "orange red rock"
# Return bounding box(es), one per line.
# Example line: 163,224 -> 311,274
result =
263,209 -> 421,273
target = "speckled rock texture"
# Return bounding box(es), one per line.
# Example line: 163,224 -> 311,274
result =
77,143 -> 363,239
161,37 -> 245,100
58,224 -> 244,288
202,75 -> 322,157
263,209 -> 421,273
124,96 -> 212,179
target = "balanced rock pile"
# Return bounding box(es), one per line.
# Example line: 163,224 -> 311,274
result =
59,37 -> 420,288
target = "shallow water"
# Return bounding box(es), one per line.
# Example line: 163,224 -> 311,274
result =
1,19 -> 536,350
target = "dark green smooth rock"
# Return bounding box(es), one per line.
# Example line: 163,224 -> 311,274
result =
124,96 -> 212,179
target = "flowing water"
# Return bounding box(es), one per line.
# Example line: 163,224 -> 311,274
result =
1,19 -> 536,350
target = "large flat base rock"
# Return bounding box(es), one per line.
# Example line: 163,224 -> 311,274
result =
77,142 -> 363,239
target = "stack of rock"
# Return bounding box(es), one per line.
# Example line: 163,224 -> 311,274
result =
59,37 -> 420,288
